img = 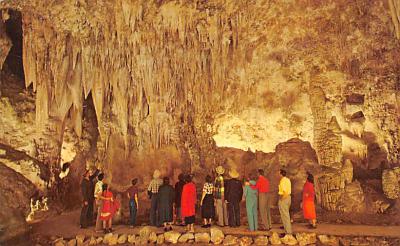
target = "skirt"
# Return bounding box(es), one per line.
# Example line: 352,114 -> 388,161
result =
201,194 -> 215,219
159,205 -> 173,224
184,215 -> 195,225
303,200 -> 316,220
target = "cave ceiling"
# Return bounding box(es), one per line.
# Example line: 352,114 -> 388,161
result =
0,0 -> 399,168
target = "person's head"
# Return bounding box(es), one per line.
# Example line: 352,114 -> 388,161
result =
249,173 -> 257,181
185,174 -> 193,183
178,173 -> 185,182
163,177 -> 170,185
205,175 -> 212,183
280,169 -> 287,177
97,173 -> 104,181
102,183 -> 108,192
83,170 -> 90,178
131,178 -> 138,186
153,169 -> 161,179
258,169 -> 264,176
306,172 -> 314,184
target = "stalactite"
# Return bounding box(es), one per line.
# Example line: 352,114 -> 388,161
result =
388,0 -> 400,39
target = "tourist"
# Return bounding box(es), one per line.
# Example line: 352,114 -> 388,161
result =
158,177 -> 175,231
100,183 -> 119,233
94,173 -> 105,232
147,169 -> 163,226
302,172 -> 317,228
214,165 -> 228,226
80,169 -> 93,229
126,178 -> 139,227
225,169 -> 243,227
181,174 -> 197,233
244,175 -> 258,231
256,168 -> 272,231
174,173 -> 185,225
88,168 -> 100,225
200,175 -> 215,228
278,169 -> 292,236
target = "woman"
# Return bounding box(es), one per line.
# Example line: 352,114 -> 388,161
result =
181,174 -> 197,233
302,172 -> 317,228
200,175 -> 215,228
244,175 -> 258,231
158,177 -> 175,231
100,183 -> 119,233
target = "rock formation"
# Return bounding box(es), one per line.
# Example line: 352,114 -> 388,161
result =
0,0 -> 399,242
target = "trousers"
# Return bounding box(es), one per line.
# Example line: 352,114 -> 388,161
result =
150,194 -> 159,226
215,199 -> 228,226
129,199 -> 137,226
246,197 -> 258,231
227,201 -> 240,227
259,192 -> 272,229
278,196 -> 292,234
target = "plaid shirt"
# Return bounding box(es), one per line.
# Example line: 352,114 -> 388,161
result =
203,182 -> 214,194
147,178 -> 162,193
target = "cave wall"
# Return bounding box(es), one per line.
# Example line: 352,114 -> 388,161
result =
0,0 -> 399,212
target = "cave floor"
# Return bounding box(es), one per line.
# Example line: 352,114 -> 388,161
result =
30,210 -> 400,240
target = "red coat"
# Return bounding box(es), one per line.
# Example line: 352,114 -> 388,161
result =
302,181 -> 316,220
181,182 -> 197,217
100,191 -> 120,220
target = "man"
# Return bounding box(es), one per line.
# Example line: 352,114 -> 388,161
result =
174,173 -> 185,225
214,165 -> 228,226
225,169 -> 243,227
80,169 -> 93,228
94,173 -> 104,232
256,169 -> 272,230
278,169 -> 292,236
126,178 -> 139,227
147,169 -> 163,226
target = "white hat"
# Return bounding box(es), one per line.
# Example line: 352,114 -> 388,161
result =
229,169 -> 239,179
215,166 -> 225,175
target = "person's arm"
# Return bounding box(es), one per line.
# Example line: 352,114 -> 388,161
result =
135,193 -> 139,210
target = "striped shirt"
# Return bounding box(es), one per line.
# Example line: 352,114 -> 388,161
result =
147,178 -> 163,193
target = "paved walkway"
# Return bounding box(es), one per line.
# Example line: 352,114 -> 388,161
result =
31,210 -> 400,239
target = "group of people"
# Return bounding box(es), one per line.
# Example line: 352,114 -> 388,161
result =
80,169 -> 120,234
81,165 -> 317,237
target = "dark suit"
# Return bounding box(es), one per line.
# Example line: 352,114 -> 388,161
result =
225,178 -> 243,227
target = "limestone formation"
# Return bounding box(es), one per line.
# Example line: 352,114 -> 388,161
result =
239,236 -> 253,246
222,235 -> 239,245
75,234 -> 85,245
269,232 -> 282,245
254,236 -> 269,245
157,234 -> 165,244
127,235 -> 135,244
164,231 -> 181,244
382,169 -> 400,199
296,233 -> 317,246
88,237 -> 96,246
0,1 -> 399,242
67,239 -> 77,246
178,233 -> 194,243
117,234 -> 127,244
210,227 -> 225,244
281,234 -> 298,246
318,235 -> 339,246
194,232 -> 210,244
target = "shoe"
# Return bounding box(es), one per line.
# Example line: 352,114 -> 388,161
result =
108,228 -> 113,233
169,226 -> 173,231
164,227 -> 168,232
103,229 -> 108,234
201,224 -> 208,228
279,226 -> 285,229
206,224 -> 212,228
